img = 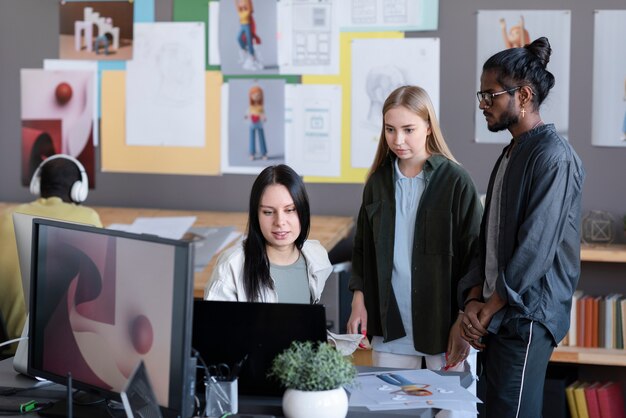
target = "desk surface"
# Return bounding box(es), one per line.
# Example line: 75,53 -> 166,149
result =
0,359 -> 467,418
0,202 -> 354,299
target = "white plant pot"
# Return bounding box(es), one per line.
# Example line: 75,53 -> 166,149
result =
282,387 -> 348,418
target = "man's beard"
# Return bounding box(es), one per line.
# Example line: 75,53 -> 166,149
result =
486,100 -> 519,132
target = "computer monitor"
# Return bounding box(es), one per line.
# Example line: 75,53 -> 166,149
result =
27,218 -> 195,418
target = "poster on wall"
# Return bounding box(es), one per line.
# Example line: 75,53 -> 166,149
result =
218,0 -> 278,75
475,10 -> 571,144
338,0 -> 439,32
126,22 -> 206,147
350,37 -> 439,169
20,69 -> 96,188
221,78 -> 286,174
276,0 -> 340,75
59,0 -> 134,61
285,84 -> 342,177
592,10 -> 626,147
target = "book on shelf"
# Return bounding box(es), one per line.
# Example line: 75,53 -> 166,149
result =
570,290 -> 583,347
584,382 -> 601,418
566,381 -> 580,418
597,381 -> 626,418
598,297 -> 606,348
617,296 -> 624,349
578,295 -> 587,347
574,382 -> 590,418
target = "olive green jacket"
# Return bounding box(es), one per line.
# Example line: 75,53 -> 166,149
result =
349,154 -> 482,354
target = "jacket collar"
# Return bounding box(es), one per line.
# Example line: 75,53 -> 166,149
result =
385,153 -> 446,182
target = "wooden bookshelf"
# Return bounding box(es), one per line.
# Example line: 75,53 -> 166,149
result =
553,244 -> 626,366
551,346 -> 626,367
581,243 -> 626,263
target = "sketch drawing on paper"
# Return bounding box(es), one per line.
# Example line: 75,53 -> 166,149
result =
156,43 -> 196,106
365,66 -> 406,126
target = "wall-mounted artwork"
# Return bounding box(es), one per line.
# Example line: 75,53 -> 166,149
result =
59,0 -> 134,61
218,0 -> 278,75
475,10 -> 571,144
338,0 -> 439,32
592,10 -> 626,147
20,69 -> 95,188
221,78 -> 285,174
350,37 -> 439,169
285,84 -> 342,177
126,22 -> 206,148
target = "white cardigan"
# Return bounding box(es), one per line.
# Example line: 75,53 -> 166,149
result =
204,240 -> 333,303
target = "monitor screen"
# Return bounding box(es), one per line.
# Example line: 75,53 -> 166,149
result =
28,219 -> 195,418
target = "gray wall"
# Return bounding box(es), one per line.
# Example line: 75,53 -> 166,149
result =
1,0 -> 625,229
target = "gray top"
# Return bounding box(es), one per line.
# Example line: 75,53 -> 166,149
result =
483,154 -> 509,299
372,158 -> 426,355
271,255 -> 310,304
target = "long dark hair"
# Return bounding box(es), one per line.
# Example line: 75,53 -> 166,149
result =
243,164 -> 311,301
482,36 -> 555,111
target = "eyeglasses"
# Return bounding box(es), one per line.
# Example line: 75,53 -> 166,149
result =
476,87 -> 521,107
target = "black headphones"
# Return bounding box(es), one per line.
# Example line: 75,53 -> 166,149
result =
29,154 -> 89,203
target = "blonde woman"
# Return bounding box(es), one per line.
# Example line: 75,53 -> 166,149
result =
348,86 -> 482,383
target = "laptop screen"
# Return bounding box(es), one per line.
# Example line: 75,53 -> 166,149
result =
192,301 -> 327,397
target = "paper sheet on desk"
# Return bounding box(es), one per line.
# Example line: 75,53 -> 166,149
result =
187,226 -> 241,272
347,369 -> 479,412
127,216 -> 197,240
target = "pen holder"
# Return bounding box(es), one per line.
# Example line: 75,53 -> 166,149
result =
205,377 -> 238,417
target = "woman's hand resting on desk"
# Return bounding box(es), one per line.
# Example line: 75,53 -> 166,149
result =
347,290 -> 369,348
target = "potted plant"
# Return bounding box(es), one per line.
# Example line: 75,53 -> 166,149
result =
269,340 -> 357,418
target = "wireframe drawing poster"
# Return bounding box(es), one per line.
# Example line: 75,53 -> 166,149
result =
350,38 -> 439,169
20,69 -> 96,187
218,0 -> 279,75
475,10 -> 571,144
277,0 -> 340,75
221,79 -> 286,174
59,0 -> 134,61
338,0 -> 439,32
126,22 -> 206,147
592,10 -> 626,147
285,84 -> 342,177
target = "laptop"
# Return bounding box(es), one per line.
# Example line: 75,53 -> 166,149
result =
192,301 -> 327,397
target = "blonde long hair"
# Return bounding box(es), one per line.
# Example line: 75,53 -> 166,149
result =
368,85 -> 458,179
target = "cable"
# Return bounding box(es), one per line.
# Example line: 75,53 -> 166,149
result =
0,337 -> 27,349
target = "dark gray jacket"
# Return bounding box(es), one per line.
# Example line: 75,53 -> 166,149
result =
458,124 -> 585,344
350,154 -> 482,354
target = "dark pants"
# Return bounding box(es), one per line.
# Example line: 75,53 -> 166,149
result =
483,318 -> 554,418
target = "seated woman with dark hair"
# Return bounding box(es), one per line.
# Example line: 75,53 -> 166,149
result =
205,164 -> 332,303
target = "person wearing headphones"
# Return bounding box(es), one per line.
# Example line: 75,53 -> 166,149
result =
0,154 -> 102,349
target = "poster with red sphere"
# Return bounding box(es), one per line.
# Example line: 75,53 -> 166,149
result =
59,0 -> 134,61
20,69 -> 96,188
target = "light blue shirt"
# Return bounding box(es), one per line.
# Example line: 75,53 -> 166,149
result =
372,159 -> 426,355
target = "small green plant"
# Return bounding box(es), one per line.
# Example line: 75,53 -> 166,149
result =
269,341 -> 357,392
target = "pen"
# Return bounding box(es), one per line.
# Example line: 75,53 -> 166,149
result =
230,354 -> 248,380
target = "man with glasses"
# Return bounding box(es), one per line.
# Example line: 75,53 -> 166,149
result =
457,37 -> 585,417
